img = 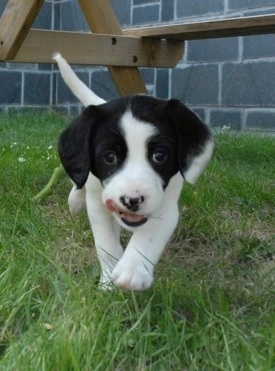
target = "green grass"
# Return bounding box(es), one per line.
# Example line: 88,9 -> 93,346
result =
0,111 -> 275,370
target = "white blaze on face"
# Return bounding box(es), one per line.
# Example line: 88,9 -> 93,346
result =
102,110 -> 165,223
120,110 -> 157,170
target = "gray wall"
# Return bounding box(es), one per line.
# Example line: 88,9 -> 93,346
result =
0,0 -> 275,132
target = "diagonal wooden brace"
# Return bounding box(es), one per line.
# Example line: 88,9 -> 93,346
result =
0,0 -> 45,60
78,0 -> 148,95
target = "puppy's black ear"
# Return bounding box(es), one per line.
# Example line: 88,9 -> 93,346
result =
167,99 -> 214,184
58,106 -> 99,188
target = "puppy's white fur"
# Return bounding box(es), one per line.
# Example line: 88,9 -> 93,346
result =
53,53 -> 105,107
55,53 -> 214,291
85,171 -> 183,290
101,112 -> 164,228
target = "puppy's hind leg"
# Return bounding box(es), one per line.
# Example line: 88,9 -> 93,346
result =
68,184 -> 86,216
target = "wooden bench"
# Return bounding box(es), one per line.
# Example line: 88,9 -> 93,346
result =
1,0 -> 275,96
1,0 -> 274,201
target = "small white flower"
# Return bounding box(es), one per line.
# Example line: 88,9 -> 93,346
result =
18,157 -> 26,163
221,125 -> 230,132
48,145 -> 53,150
10,142 -> 18,148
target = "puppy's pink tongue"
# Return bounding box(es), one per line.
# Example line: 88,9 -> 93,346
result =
105,199 -> 119,213
105,199 -> 147,224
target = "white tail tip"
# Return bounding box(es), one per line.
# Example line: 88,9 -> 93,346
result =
52,52 -> 106,107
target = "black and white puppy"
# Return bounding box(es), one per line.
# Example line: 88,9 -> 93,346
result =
54,53 -> 214,291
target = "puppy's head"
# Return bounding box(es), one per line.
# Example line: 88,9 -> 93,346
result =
59,95 -> 214,230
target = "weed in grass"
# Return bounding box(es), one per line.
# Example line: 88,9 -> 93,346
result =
0,112 -> 275,369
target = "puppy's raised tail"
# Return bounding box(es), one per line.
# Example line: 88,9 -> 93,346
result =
52,53 -> 106,107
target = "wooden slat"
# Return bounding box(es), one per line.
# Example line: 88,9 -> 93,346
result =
12,30 -> 184,67
78,0 -> 148,95
124,14 -> 275,40
0,0 -> 45,59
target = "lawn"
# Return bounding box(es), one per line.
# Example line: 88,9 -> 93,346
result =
0,111 -> 275,370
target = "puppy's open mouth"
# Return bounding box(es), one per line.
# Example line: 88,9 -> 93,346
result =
105,199 -> 148,227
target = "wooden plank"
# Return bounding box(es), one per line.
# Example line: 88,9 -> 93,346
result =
12,30 -> 184,68
78,0 -> 148,95
124,14 -> 275,40
0,0 -> 45,59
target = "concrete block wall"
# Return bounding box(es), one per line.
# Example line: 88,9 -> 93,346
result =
0,0 -> 275,132
170,1 -> 275,132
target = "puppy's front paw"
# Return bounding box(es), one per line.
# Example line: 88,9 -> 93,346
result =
111,258 -> 153,291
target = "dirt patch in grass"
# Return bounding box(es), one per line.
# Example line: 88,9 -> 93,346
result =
40,202 -> 97,274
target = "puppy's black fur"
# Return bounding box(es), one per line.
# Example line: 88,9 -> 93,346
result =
58,95 -> 212,189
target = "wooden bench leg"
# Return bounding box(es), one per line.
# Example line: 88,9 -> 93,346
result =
78,0 -> 148,95
0,0 -> 45,60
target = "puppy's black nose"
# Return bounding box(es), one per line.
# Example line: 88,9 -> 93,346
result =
120,196 -> 144,212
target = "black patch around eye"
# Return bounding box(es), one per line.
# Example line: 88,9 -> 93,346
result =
147,136 -> 178,188
92,138 -> 127,182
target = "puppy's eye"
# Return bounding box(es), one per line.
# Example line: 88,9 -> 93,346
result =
152,150 -> 167,164
103,151 -> 117,165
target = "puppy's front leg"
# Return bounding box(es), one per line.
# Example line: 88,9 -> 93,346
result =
86,185 -> 123,288
112,201 -> 179,291
88,206 -> 123,288
70,183 -> 122,286
111,173 -> 183,291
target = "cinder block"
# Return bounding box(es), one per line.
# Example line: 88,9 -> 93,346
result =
228,0 -> 275,11
222,61 -> 275,107
156,69 -> 169,99
140,68 -> 155,85
132,4 -> 160,25
210,109 -> 242,130
33,1 -> 52,30
111,0 -> 131,26
161,0 -> 175,22
187,38 -> 239,62
246,110 -> 275,130
177,0 -> 224,18
243,34 -> 275,59
0,71 -> 21,104
38,64 -> 52,71
60,1 -> 89,31
53,2 -> 61,30
172,65 -> 219,105
24,73 -> 51,105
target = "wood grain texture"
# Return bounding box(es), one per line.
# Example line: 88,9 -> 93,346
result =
124,14 -> 275,40
0,0 -> 45,59
13,30 -> 184,68
78,0 -> 148,95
